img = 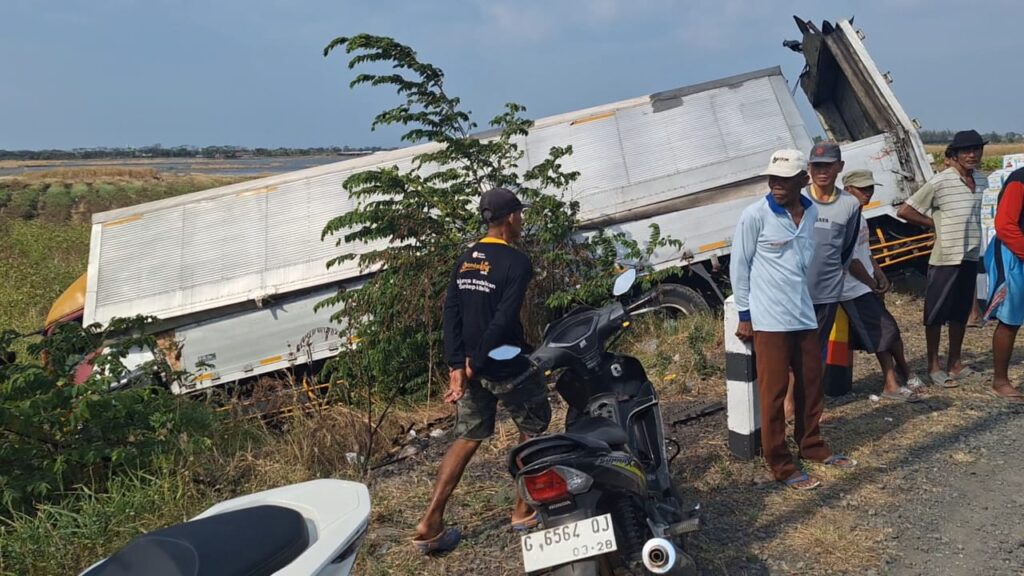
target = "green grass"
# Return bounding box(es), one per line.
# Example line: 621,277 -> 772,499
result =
0,467 -> 215,576
0,168 -> 251,225
0,219 -> 91,334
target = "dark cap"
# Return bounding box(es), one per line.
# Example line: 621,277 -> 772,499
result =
948,129 -> 988,150
479,187 -> 528,223
809,141 -> 842,163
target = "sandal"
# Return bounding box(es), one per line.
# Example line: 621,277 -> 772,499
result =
929,370 -> 956,388
950,366 -> 977,381
881,387 -> 921,403
412,526 -> 462,555
821,454 -> 858,469
985,387 -> 1024,404
511,511 -> 541,532
784,471 -> 821,491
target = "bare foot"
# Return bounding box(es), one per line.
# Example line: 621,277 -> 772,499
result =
991,383 -> 1024,399
415,519 -> 444,542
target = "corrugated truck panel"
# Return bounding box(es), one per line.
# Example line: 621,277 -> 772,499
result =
86,67 -> 810,325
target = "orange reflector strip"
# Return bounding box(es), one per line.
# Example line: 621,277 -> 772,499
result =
103,214 -> 143,228
571,112 -> 614,126
259,355 -> 283,366
698,240 -> 729,253
236,186 -> 278,197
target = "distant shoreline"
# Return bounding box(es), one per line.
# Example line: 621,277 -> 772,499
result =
0,154 -> 366,178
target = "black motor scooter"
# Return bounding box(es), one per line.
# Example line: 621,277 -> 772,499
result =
489,270 -> 700,576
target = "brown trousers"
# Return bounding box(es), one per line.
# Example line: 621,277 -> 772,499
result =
754,330 -> 832,481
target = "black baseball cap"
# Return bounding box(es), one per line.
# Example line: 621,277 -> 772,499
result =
809,141 -> 842,163
479,187 -> 529,223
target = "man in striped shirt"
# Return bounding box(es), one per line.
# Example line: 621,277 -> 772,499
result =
897,129 -> 985,387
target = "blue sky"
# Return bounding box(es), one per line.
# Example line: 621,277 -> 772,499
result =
2,0 -> 1021,150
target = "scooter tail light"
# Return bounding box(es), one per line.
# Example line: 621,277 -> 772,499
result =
556,466 -> 594,494
521,466 -> 592,504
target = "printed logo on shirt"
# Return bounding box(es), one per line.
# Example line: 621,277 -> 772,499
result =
472,251 -> 486,259
460,261 -> 491,275
457,277 -> 496,293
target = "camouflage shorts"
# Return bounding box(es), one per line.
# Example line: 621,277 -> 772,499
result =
454,371 -> 551,441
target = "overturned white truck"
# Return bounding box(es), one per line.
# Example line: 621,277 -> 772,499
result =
46,18 -> 934,393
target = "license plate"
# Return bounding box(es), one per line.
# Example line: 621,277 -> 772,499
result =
521,513 -> 617,572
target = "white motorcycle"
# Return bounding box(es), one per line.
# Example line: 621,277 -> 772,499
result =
80,479 -> 370,576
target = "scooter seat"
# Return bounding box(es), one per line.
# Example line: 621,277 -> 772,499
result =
82,504 -> 308,576
567,416 -> 629,447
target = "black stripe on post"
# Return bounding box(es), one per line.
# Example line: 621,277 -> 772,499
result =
725,351 -> 757,383
728,429 -> 762,460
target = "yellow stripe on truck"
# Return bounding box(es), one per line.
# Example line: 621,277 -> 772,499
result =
103,214 -> 143,228
698,240 -> 729,253
570,112 -> 615,126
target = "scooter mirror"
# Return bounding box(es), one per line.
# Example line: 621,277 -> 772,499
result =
488,345 -> 522,361
612,268 -> 637,297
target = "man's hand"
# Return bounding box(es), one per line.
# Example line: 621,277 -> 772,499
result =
444,368 -> 467,404
736,321 -> 754,343
464,357 -> 475,380
873,275 -> 891,294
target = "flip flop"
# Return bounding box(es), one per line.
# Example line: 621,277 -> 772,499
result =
821,454 -> 858,469
784,471 -> 821,491
984,387 -> 1024,404
929,370 -> 957,388
950,366 -> 977,381
412,526 -> 462,555
881,387 -> 921,403
511,511 -> 541,532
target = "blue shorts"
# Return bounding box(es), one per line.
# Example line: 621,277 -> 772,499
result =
985,241 -> 1024,327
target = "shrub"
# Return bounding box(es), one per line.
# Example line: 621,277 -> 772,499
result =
38,183 -> 74,223
0,320 -> 218,513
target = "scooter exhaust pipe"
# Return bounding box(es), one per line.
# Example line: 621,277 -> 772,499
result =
641,538 -> 676,574
642,538 -> 697,576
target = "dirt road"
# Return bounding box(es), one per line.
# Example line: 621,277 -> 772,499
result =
356,282 -> 1024,575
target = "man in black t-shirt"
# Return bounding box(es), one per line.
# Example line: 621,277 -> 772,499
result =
413,187 -> 551,554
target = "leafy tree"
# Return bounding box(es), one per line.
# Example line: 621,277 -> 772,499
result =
318,35 -> 680,406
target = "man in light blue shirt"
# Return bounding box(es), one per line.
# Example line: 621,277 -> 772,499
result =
731,149 -> 853,490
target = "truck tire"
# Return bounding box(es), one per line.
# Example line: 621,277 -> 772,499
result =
658,284 -> 711,316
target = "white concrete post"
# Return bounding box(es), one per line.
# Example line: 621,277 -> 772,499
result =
724,295 -> 760,460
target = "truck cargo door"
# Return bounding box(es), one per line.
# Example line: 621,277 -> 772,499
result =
788,17 -> 933,195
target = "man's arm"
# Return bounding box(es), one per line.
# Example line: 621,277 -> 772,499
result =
442,262 -> 466,369
729,209 -> 760,341
897,203 -> 935,229
897,180 -> 936,229
470,258 -> 534,374
848,259 -> 875,288
839,205 -> 862,268
996,181 -> 1024,260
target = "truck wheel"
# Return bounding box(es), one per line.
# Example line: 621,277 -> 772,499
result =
658,284 -> 711,316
